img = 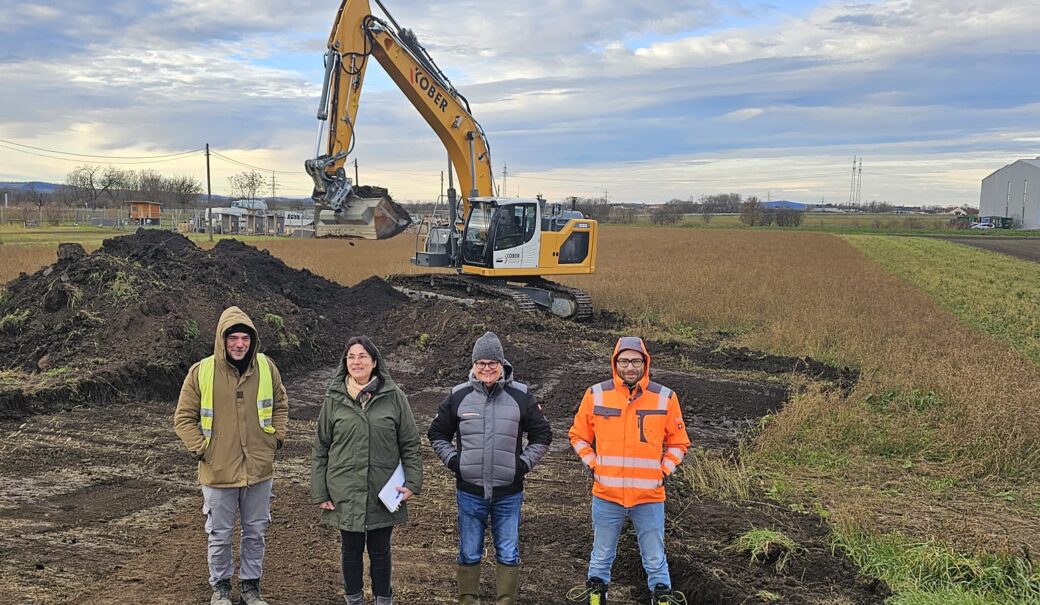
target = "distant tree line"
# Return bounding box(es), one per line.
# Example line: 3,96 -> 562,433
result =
60,165 -> 203,209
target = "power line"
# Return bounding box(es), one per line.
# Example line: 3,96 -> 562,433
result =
0,141 -> 204,165
0,138 -> 204,159
208,151 -> 305,175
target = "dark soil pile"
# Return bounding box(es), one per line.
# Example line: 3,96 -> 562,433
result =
0,229 -> 407,417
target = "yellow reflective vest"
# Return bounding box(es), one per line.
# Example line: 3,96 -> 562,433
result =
198,353 -> 275,446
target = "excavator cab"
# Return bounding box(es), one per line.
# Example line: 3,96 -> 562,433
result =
462,200 -> 540,269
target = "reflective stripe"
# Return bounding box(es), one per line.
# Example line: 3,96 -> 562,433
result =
657,386 -> 672,410
594,474 -> 661,489
663,458 -> 678,473
596,455 -> 662,469
593,405 -> 621,417
666,447 -> 686,461
572,440 -> 597,466
592,383 -> 603,407
198,353 -> 275,447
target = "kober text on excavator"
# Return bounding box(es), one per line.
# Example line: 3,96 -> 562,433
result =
305,0 -> 598,319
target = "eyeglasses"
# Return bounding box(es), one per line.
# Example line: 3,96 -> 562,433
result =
616,358 -> 644,368
474,361 -> 501,370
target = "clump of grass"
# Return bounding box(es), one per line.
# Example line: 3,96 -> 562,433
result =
832,525 -> 1040,605
182,319 -> 200,340
754,590 -> 782,602
415,332 -> 431,350
728,527 -> 801,573
109,271 -> 138,301
264,312 -> 301,349
0,308 -> 31,333
678,447 -> 751,501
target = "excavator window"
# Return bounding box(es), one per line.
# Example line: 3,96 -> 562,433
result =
462,203 -> 494,266
493,203 -> 536,251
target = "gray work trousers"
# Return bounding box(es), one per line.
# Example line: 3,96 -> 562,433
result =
201,479 -> 274,586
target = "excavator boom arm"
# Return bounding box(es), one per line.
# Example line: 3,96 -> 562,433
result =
316,0 -> 495,224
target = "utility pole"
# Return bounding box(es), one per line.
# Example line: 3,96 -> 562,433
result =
206,143 -> 213,242
856,158 -> 863,204
502,163 -> 508,197
354,158 -> 359,186
270,172 -> 277,199
848,156 -> 857,205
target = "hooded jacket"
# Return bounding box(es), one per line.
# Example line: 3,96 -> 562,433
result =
428,361 -> 552,499
568,337 -> 691,507
310,342 -> 423,532
174,307 -> 289,488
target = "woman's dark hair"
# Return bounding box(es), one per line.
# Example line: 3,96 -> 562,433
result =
343,335 -> 379,367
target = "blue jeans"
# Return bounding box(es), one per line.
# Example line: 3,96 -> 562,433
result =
456,489 -> 524,565
588,496 -> 669,590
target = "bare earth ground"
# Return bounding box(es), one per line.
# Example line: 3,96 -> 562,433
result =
942,236 -> 1040,262
0,234 -> 883,604
0,336 -> 882,605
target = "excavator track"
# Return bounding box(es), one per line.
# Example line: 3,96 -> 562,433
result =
387,274 -> 592,320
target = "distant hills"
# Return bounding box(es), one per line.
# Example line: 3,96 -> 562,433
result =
0,181 -> 62,192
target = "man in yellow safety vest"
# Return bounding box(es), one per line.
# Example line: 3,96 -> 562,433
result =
174,306 -> 289,605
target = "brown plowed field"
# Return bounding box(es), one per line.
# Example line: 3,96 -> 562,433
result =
0,232 -> 883,605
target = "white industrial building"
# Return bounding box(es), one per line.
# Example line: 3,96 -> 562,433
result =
980,158 -> 1040,229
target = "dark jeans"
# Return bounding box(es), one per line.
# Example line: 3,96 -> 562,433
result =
340,526 -> 393,597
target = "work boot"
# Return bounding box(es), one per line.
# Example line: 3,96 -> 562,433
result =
495,563 -> 519,605
651,584 -> 686,605
210,579 -> 233,605
457,562 -> 481,605
566,577 -> 607,605
345,592 -> 365,605
239,579 -> 270,605
374,595 -> 393,605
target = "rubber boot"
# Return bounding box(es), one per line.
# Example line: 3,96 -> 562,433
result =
374,595 -> 393,605
457,562 -> 481,605
495,563 -> 519,605
344,592 -> 365,605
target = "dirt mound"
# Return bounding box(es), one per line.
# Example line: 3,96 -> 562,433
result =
0,230 -> 406,417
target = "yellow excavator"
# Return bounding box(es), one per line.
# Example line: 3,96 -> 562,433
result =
305,0 -> 598,319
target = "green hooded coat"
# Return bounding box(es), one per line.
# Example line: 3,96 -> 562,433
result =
310,342 -> 423,532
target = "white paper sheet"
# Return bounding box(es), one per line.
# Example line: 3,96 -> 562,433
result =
378,463 -> 406,512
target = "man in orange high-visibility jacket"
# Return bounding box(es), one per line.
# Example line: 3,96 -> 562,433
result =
568,337 -> 690,605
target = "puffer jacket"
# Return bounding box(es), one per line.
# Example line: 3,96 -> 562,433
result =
569,336 -> 691,508
428,361 -> 552,499
173,306 -> 289,488
310,342 -> 423,532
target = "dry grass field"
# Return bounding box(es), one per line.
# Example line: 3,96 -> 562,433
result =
4,226 -> 1040,559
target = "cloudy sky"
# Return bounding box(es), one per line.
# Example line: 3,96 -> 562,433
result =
1,0 -> 1038,205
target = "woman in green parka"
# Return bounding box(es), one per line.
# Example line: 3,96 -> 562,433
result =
311,335 -> 423,605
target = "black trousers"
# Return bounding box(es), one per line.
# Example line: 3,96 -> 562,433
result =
341,526 -> 393,597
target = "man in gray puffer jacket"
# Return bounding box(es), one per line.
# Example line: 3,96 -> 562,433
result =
428,331 -> 552,605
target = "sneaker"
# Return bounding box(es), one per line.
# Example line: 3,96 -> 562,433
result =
651,584 -> 686,605
211,579 -> 233,605
566,577 -> 608,605
239,579 -> 270,605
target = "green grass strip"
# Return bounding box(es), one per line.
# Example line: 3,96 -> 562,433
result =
844,235 -> 1040,363
833,528 -> 1040,605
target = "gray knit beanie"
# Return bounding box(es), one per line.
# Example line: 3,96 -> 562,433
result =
472,331 -> 506,364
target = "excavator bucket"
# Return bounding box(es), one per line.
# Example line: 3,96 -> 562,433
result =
314,185 -> 412,240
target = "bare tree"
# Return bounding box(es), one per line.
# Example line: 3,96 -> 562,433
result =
739,196 -> 763,226
227,171 -> 267,201
65,165 -> 104,208
168,175 -> 203,207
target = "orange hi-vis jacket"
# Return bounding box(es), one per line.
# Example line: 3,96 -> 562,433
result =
569,337 -> 691,508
